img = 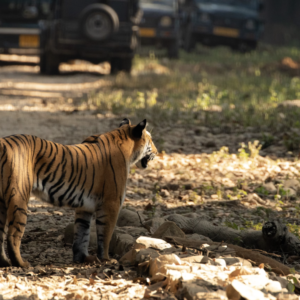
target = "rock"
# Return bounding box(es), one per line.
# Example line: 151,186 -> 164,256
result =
161,189 -> 170,198
283,179 -> 300,192
183,182 -> 195,190
213,258 -> 226,267
264,280 -> 282,294
205,140 -> 217,148
186,233 -> 212,242
136,236 -> 172,251
125,227 -> 149,238
109,231 -> 135,257
181,255 -> 211,264
263,182 -> 277,194
117,208 -> 144,227
281,187 -> 297,199
152,221 -> 185,240
135,248 -> 160,264
226,280 -> 268,300
143,217 -> 166,234
222,257 -> 252,267
181,284 -> 227,300
149,254 -> 181,281
168,183 -> 180,191
64,221 -> 97,248
182,213 -> 200,219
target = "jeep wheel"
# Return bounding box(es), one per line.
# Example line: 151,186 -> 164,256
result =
110,57 -> 132,74
168,40 -> 179,59
40,51 -> 60,75
81,4 -> 119,41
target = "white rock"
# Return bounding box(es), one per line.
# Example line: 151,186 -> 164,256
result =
264,280 -> 282,293
226,280 -> 275,300
136,236 -> 172,250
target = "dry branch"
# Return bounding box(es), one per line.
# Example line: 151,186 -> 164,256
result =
165,236 -> 292,275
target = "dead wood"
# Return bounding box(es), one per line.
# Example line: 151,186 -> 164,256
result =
166,214 -> 300,257
165,236 -> 292,276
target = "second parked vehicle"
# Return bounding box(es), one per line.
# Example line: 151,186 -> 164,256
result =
181,0 -> 264,52
139,0 -> 180,59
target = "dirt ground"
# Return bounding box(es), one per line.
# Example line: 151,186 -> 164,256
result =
0,61 -> 300,300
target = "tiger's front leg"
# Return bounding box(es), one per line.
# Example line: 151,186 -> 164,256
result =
72,210 -> 93,263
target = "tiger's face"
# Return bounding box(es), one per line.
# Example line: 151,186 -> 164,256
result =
119,118 -> 158,169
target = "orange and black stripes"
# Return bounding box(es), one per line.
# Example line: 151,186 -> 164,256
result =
0,118 -> 157,267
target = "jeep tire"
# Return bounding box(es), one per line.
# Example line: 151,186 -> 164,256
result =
80,4 -> 119,41
40,51 -> 60,75
110,57 -> 133,74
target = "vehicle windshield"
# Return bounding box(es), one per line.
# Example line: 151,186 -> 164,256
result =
140,0 -> 176,8
195,0 -> 257,9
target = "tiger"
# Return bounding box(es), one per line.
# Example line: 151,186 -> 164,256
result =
0,118 -> 157,268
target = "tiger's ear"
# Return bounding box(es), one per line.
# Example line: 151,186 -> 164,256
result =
119,118 -> 131,127
132,119 -> 147,138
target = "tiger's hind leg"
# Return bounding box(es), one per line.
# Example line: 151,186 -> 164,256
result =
72,210 -> 93,263
96,199 -> 120,260
7,200 -> 30,268
0,200 -> 10,267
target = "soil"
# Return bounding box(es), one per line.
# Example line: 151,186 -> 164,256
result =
0,61 -> 299,299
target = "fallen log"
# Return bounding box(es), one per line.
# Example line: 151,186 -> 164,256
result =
165,236 -> 292,276
166,214 -> 300,257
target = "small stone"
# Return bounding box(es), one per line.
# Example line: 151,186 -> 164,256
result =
53,211 -> 64,216
183,182 -> 195,190
160,189 -> 170,197
264,280 -> 282,293
168,183 -> 180,191
223,257 -> 252,267
205,140 -> 217,148
263,182 -> 277,194
213,258 -> 226,267
283,178 -> 300,191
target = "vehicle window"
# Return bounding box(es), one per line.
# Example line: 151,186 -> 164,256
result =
140,0 -> 176,9
195,0 -> 257,9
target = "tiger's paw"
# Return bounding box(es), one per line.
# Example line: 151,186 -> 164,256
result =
84,255 -> 100,265
19,260 -> 31,268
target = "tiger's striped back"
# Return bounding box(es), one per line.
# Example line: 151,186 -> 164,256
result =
0,118 -> 157,267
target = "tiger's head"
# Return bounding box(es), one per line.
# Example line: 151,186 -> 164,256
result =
119,118 -> 157,169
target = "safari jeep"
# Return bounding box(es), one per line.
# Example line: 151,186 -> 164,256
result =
181,0 -> 264,52
0,0 -> 141,74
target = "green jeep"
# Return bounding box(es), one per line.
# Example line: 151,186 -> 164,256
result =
0,0 -> 141,74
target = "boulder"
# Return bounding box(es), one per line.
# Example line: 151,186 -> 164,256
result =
186,233 -> 212,242
109,231 -> 135,257
117,208 -> 145,227
143,217 -> 167,234
152,221 -> 185,240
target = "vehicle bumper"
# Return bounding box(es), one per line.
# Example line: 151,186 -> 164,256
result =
139,26 -> 178,43
190,23 -> 262,43
0,26 -> 41,55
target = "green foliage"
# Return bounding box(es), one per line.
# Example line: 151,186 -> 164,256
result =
254,186 -> 269,196
86,45 -> 300,152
